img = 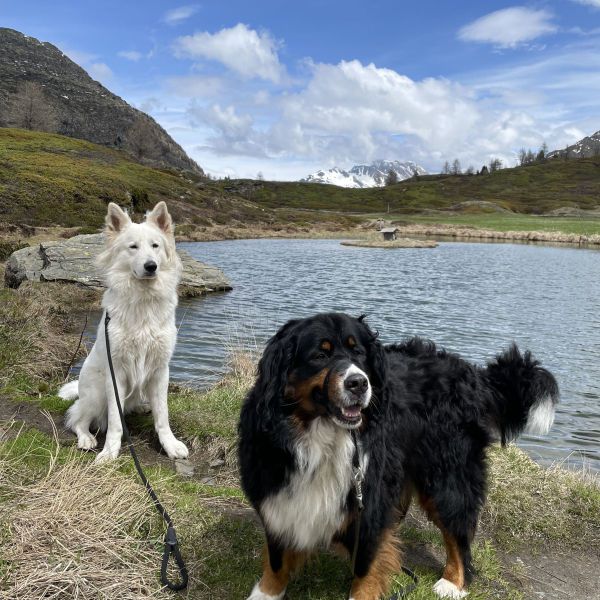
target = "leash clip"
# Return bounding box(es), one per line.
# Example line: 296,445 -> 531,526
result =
353,465 -> 364,511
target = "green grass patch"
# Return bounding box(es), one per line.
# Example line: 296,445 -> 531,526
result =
485,445 -> 600,550
253,158 -> 600,217
4,128 -> 600,240
0,283 -> 98,397
393,213 -> 600,235
0,128 -> 348,234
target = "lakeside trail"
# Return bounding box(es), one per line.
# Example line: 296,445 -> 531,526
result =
390,223 -> 600,246
1,282 -> 599,599
4,215 -> 600,248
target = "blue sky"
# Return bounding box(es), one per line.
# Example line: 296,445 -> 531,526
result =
3,1 -> 600,179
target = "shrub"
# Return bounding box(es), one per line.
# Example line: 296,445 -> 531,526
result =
129,188 -> 152,213
0,240 -> 28,261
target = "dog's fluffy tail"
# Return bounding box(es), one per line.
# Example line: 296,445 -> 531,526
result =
58,379 -> 79,401
485,344 -> 559,444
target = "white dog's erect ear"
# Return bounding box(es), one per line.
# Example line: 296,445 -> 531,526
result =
105,203 -> 131,234
146,201 -> 173,234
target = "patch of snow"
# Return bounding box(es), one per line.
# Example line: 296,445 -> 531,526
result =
301,160 -> 427,188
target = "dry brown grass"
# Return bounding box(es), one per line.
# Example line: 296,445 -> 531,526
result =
0,282 -> 99,387
0,425 -> 169,600
483,445 -> 600,550
225,348 -> 258,384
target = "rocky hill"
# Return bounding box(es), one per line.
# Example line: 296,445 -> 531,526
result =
547,130 -> 600,160
0,28 -> 202,174
302,159 -> 427,188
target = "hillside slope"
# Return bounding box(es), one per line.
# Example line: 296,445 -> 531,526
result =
548,130 -> 600,160
0,28 -> 201,174
0,129 -> 358,236
2,128 -> 600,241
253,158 -> 600,215
0,128 -> 261,227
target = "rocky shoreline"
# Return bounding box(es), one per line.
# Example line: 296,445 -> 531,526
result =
340,238 -> 438,248
392,223 -> 600,246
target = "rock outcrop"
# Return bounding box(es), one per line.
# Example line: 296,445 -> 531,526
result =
0,28 -> 203,175
4,234 -> 231,295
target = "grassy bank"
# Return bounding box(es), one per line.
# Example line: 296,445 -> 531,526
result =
0,128 -> 358,235
252,158 -> 600,214
1,282 -> 598,599
3,128 -> 600,251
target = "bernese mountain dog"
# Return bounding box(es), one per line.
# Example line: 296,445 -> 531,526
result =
238,313 -> 558,600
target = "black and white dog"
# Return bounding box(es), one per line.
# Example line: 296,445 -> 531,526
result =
238,313 -> 558,600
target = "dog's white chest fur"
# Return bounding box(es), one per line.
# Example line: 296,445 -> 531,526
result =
260,419 -> 357,550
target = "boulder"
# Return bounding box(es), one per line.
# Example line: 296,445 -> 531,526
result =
4,233 -> 232,295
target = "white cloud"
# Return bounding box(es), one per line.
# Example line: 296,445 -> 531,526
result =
118,50 -> 143,61
572,0 -> 600,7
167,75 -> 227,98
458,7 -> 557,48
88,62 -> 113,82
137,97 -> 165,114
173,23 -> 285,83
184,57 -> 587,175
62,47 -> 97,65
60,45 -> 113,84
164,5 -> 199,25
188,103 -> 268,157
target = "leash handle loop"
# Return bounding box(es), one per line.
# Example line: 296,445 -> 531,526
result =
161,526 -> 189,591
104,312 -> 188,592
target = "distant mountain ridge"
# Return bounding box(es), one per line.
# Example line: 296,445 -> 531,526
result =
301,160 -> 427,188
0,28 -> 202,174
548,130 -> 600,160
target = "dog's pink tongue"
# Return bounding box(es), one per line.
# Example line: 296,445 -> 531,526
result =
342,406 -> 361,418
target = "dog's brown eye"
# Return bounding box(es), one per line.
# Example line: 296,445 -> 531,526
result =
314,352 -> 328,360
152,243 -> 159,248
129,244 -> 138,250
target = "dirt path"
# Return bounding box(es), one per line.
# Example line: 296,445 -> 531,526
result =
0,400 -> 231,486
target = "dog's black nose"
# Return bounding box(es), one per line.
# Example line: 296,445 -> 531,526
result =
344,373 -> 368,395
144,261 -> 157,273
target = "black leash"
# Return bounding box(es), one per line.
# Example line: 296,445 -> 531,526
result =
350,429 -> 364,573
350,430 -> 418,599
104,312 -> 188,592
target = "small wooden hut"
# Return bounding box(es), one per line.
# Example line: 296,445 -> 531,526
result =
380,227 -> 398,241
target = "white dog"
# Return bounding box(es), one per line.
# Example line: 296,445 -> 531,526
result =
59,201 -> 189,462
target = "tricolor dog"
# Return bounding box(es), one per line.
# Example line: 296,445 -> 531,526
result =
238,313 -> 558,599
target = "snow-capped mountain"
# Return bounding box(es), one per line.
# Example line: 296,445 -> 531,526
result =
301,160 -> 427,188
547,130 -> 600,159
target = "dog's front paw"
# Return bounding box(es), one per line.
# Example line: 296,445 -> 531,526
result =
247,582 -> 285,600
162,437 -> 189,460
433,578 -> 468,599
77,432 -> 97,450
95,447 -> 120,463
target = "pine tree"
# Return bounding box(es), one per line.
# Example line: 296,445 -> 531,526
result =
385,169 -> 398,186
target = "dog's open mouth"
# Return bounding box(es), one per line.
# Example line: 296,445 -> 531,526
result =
332,404 -> 363,428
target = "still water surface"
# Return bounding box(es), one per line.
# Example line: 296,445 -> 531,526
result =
79,239 -> 599,471
172,239 -> 600,472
